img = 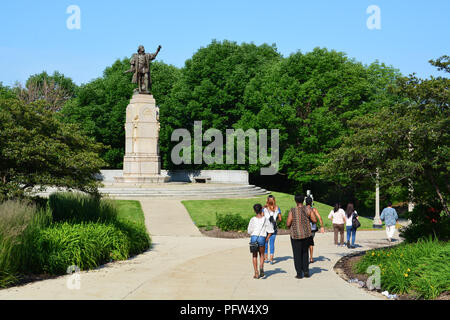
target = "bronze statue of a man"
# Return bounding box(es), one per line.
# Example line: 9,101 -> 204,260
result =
125,45 -> 161,94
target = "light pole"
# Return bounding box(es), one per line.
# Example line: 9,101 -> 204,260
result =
373,167 -> 382,228
408,140 -> 414,212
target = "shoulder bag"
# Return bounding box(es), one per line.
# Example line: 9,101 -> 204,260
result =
352,212 -> 361,229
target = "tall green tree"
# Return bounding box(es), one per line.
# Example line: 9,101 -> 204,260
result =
238,48 -> 401,198
14,71 -> 77,112
317,56 -> 449,216
160,40 -> 281,169
0,98 -> 106,200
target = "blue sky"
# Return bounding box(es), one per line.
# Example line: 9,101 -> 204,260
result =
0,0 -> 449,86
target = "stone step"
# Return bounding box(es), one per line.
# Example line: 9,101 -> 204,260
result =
99,188 -> 267,194
33,184 -> 270,199
99,188 -> 266,193
100,184 -> 262,190
99,184 -> 270,198
104,192 -> 269,199
99,186 -> 266,191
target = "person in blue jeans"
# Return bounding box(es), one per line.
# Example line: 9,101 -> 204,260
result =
263,195 -> 282,264
345,203 -> 359,249
248,203 -> 273,279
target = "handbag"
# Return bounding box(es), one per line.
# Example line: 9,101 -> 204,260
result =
352,213 -> 361,229
249,217 -> 267,253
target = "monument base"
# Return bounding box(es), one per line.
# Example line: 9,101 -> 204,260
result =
114,93 -> 168,185
114,175 -> 170,184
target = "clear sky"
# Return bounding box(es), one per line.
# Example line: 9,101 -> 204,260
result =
0,0 -> 449,86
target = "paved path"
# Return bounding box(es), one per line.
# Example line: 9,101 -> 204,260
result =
0,199 -> 398,300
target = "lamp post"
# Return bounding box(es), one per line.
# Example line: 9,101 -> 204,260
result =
373,168 -> 382,228
408,140 -> 414,212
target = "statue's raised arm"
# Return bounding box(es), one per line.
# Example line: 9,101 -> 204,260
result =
150,45 -> 162,60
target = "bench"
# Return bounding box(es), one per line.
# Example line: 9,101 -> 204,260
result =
193,176 -> 211,183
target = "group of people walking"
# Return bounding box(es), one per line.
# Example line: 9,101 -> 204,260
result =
247,194 -> 398,279
247,194 -> 328,279
328,202 -> 360,248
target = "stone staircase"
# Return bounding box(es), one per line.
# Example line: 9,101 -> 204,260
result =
99,183 -> 270,199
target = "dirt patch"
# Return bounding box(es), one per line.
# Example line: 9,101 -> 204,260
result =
334,250 -> 449,300
334,252 -> 368,283
199,227 -> 291,239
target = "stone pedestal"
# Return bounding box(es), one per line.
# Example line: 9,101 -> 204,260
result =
114,93 -> 169,184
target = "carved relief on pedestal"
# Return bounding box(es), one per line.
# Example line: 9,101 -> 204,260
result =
132,115 -> 139,154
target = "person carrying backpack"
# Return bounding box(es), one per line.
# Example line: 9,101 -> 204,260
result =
263,195 -> 282,265
345,203 -> 360,249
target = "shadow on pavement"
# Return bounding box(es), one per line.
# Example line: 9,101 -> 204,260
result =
262,268 -> 287,279
273,256 -> 292,264
311,255 -> 331,262
310,267 -> 328,275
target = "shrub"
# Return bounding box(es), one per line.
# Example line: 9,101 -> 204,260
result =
354,238 -> 450,299
277,210 -> 290,230
114,219 -> 151,256
216,213 -> 248,232
35,222 -> 130,274
0,200 -> 51,287
400,204 -> 450,242
49,192 -> 117,223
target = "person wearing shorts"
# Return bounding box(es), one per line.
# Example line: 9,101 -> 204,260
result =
247,203 -> 273,279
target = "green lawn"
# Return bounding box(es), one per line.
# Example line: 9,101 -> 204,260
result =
114,200 -> 146,224
182,191 -> 376,230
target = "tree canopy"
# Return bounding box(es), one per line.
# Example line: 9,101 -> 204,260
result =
0,97 -> 106,200
159,40 -> 281,169
14,71 -> 77,112
317,57 -> 449,216
238,48 -> 401,189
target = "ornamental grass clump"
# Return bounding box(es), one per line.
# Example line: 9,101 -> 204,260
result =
49,192 -> 117,223
0,194 -> 150,288
0,199 -> 51,287
354,238 -> 450,299
35,222 -> 130,274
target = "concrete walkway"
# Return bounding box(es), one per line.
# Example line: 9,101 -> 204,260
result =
0,199 -> 397,300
